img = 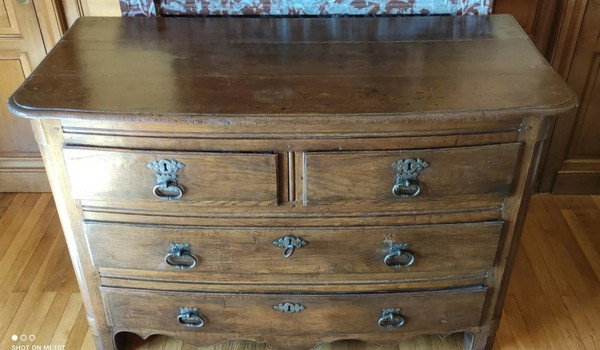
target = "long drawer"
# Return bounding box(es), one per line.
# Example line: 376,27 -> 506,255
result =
85,222 -> 501,284
102,287 -> 486,336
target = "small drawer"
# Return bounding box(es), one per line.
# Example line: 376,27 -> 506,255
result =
301,143 -> 520,210
63,147 -> 279,206
102,287 -> 486,336
85,222 -> 501,284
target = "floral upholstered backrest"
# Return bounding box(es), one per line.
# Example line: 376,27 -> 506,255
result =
120,0 -> 492,16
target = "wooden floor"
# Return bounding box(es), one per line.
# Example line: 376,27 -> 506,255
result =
1,193 -> 599,350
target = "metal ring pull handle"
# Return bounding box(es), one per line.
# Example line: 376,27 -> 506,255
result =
283,245 -> 295,258
153,181 -> 184,200
378,308 -> 405,328
147,159 -> 185,200
391,158 -> 428,199
392,179 -> 421,198
384,243 -> 415,268
165,243 -> 198,269
272,236 -> 308,258
177,307 -> 205,328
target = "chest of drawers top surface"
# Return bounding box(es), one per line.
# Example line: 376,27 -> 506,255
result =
9,15 -> 574,120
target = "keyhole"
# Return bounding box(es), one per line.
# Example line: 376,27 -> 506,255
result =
285,303 -> 293,312
158,160 -> 173,173
402,159 -> 419,174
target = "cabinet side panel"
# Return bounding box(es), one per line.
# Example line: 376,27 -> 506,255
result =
29,118 -> 114,349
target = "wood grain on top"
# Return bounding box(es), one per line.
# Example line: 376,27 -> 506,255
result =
9,15 -> 576,119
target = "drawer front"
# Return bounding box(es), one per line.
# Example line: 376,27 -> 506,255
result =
85,222 -> 501,283
102,287 -> 486,335
302,143 -> 520,208
63,147 -> 279,206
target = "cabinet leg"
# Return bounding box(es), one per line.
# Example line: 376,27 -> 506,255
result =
464,327 -> 491,350
87,317 -> 117,350
91,332 -> 117,350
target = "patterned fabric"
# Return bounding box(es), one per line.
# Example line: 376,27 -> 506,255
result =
120,0 -> 492,16
121,0 -> 156,16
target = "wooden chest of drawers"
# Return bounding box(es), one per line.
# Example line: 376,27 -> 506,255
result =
9,15 -> 576,350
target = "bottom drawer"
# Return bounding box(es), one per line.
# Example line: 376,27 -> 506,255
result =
102,287 -> 485,337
